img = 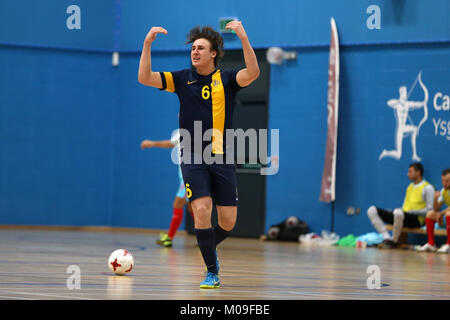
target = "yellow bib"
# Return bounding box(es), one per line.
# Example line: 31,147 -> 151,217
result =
442,188 -> 450,207
402,181 -> 429,212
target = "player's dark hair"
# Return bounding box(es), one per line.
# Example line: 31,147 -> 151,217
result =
186,26 -> 224,67
409,162 -> 424,177
442,168 -> 450,176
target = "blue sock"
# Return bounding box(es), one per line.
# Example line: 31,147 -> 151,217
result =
214,225 -> 229,247
194,228 -> 218,274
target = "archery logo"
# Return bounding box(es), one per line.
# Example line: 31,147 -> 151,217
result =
379,71 -> 429,161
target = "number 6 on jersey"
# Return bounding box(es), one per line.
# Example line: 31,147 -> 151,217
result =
201,85 -> 210,100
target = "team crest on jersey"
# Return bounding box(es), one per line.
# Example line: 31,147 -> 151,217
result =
212,79 -> 221,87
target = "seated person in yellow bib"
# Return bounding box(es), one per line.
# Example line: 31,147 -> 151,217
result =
367,163 -> 435,249
416,168 -> 450,253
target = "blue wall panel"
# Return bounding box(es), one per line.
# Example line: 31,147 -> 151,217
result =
110,52 -> 189,229
0,1 -> 115,50
119,0 -> 450,51
0,47 -> 117,226
265,49 -> 332,232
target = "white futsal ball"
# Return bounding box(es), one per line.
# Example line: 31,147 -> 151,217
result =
108,249 -> 134,275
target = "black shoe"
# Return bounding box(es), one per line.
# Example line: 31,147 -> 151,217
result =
378,239 -> 397,249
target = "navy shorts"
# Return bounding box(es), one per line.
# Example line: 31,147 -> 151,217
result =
180,162 -> 238,206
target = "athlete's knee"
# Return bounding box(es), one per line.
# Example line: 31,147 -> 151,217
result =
192,200 -> 212,222
194,208 -> 211,229
219,219 -> 236,232
393,208 -> 404,221
173,197 -> 186,209
426,210 -> 436,219
194,205 -> 210,220
367,206 -> 378,218
217,206 -> 237,231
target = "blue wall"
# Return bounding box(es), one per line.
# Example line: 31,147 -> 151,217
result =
0,1 -> 115,49
119,0 -> 450,50
0,47 -> 117,226
0,0 -> 449,237
110,52 -> 187,229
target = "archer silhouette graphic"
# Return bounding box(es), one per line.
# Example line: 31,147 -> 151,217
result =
379,71 -> 428,161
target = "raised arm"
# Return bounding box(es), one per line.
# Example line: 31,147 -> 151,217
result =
138,27 -> 168,88
141,139 -> 175,149
225,21 -> 260,87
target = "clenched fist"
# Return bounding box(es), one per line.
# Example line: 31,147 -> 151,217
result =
225,20 -> 247,39
144,27 -> 168,44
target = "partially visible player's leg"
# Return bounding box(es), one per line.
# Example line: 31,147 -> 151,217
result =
391,208 -> 405,244
416,210 -> 438,252
156,178 -> 188,247
212,205 -> 237,275
211,163 -> 238,247
426,210 -> 438,244
437,210 -> 450,253
367,206 -> 400,248
191,196 -> 213,229
181,163 -> 219,287
367,206 -> 391,240
216,205 -> 237,246
446,211 -> 450,245
191,196 -> 220,288
167,178 -> 190,241
204,163 -> 238,281
191,197 -> 216,271
370,208 -> 402,249
167,196 -> 186,239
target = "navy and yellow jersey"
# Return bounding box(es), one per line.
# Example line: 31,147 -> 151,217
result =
159,68 -> 243,155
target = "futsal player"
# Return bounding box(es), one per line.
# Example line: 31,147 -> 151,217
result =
138,21 -> 260,288
367,163 -> 435,249
415,168 -> 450,253
141,129 -> 193,247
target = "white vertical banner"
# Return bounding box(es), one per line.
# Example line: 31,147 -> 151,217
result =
320,18 -> 340,203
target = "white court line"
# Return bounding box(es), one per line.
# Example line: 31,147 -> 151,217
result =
283,291 -> 358,300
0,290 -> 99,300
0,286 -> 291,297
2,285 -> 428,300
0,295 -> 37,300
2,286 -> 440,300
0,287 -> 337,299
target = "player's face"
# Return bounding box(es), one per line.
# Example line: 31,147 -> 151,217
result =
442,173 -> 450,190
407,167 -> 420,181
191,38 -> 216,69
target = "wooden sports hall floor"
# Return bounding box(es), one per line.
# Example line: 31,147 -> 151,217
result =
0,228 -> 449,300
